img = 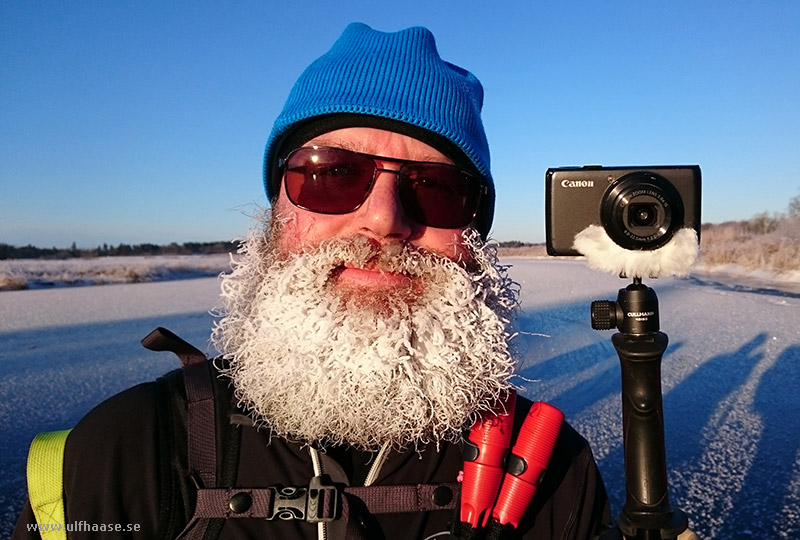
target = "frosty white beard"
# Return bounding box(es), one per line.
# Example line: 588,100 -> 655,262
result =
212,221 -> 518,451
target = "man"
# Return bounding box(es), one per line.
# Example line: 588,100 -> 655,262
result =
15,23 -> 610,539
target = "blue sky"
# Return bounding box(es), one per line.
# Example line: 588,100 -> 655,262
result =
2,1 -> 799,248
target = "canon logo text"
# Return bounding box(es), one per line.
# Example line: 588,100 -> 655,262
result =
561,179 -> 595,188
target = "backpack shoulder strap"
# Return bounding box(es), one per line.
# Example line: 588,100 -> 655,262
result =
142,327 -> 218,490
142,327 -> 239,540
26,429 -> 72,540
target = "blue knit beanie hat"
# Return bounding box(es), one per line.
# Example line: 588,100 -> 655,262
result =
264,22 -> 495,238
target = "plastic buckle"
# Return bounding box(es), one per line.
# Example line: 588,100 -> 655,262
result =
307,476 -> 340,523
267,476 -> 340,523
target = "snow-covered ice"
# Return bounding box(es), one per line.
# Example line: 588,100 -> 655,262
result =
1,258 -> 799,539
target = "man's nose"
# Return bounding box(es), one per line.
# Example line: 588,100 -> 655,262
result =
353,169 -> 413,242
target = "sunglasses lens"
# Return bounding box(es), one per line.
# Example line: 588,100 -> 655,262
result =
284,148 -> 374,213
399,165 -> 483,228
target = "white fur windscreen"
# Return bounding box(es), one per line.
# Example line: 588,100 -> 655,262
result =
212,225 -> 519,451
573,225 -> 699,278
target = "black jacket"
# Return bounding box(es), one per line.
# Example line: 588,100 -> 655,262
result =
15,364 -> 610,539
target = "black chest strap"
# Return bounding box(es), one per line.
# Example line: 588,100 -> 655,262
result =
186,481 -> 459,519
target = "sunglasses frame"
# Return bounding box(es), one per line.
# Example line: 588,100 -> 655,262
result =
279,146 -> 486,229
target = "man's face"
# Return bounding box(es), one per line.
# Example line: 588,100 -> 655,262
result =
273,127 -> 474,292
212,126 -> 517,450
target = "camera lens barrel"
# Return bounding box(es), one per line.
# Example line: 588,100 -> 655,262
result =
601,172 -> 685,251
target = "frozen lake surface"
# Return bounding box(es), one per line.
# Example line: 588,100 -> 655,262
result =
1,258 -> 799,539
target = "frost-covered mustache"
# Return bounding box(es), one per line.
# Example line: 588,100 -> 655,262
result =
283,235 -> 470,283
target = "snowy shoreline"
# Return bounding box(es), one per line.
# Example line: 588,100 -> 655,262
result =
0,254 -> 232,291
2,253 -> 799,296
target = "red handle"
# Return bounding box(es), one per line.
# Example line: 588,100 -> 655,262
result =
460,389 -> 516,528
491,401 -> 564,528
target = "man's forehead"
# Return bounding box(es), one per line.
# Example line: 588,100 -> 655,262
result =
303,128 -> 456,165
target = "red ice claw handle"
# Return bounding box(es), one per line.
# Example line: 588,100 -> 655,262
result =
491,401 -> 564,529
460,389 -> 517,528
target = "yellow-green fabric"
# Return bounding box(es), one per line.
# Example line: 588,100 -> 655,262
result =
26,430 -> 72,540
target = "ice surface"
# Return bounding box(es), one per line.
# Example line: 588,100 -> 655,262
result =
2,258 -> 799,539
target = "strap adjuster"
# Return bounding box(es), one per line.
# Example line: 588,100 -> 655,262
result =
268,476 -> 340,523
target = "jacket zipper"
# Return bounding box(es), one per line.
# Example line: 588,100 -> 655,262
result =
364,443 -> 390,486
309,442 -> 390,539
309,447 -> 327,540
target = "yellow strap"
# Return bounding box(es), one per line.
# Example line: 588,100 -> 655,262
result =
27,430 -> 72,540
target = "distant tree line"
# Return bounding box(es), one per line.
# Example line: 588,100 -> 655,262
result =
496,240 -> 537,248
0,241 -> 239,260
1,239 -> 540,261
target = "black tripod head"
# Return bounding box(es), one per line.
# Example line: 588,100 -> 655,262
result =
591,277 -> 660,335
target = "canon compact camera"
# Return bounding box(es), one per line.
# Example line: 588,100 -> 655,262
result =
545,166 -> 701,256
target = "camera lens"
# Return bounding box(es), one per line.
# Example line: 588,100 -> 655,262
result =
601,172 -> 685,250
630,203 -> 658,227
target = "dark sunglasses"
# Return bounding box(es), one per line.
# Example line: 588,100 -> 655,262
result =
279,146 -> 486,229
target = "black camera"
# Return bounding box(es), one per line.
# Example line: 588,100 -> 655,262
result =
545,166 -> 701,256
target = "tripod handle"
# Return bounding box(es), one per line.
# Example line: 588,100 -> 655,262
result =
614,332 -> 672,515
597,281 -> 689,540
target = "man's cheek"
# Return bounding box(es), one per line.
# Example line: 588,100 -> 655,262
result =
428,229 -> 474,263
274,211 -> 318,254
